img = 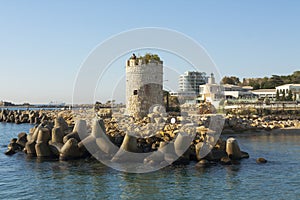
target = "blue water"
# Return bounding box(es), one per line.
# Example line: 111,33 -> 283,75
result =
0,122 -> 299,199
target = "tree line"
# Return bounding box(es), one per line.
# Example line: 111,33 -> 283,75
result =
221,71 -> 300,89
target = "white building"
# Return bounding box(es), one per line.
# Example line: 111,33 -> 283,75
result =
275,84 -> 300,100
251,89 -> 276,100
223,84 -> 255,99
179,71 -> 207,94
199,73 -> 223,101
199,74 -> 256,101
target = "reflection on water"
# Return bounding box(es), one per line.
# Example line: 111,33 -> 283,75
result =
0,122 -> 299,199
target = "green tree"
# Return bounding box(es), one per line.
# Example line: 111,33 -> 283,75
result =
281,90 -> 286,101
276,90 -> 280,101
221,76 -> 240,85
287,90 -> 293,101
139,53 -> 161,63
270,75 -> 284,87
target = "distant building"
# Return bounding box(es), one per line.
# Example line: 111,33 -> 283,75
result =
0,101 -> 15,106
199,74 -> 256,101
179,71 -> 207,94
199,73 -> 223,101
223,84 -> 255,99
275,84 -> 300,100
252,89 -> 276,100
169,91 -> 197,104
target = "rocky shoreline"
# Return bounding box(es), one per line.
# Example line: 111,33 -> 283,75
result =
3,108 -> 299,168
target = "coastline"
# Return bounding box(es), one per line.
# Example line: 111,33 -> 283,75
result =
222,127 -> 300,136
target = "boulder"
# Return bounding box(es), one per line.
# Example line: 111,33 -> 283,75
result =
241,151 -> 250,159
220,156 -> 232,165
195,159 -> 210,168
172,149 -> 190,165
205,148 -> 227,161
256,157 -> 267,164
5,140 -> 22,155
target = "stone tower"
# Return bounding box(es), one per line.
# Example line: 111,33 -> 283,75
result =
126,53 -> 163,119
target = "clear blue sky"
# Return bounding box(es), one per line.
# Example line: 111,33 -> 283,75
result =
0,0 -> 299,104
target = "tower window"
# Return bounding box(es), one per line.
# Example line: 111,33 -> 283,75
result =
133,90 -> 138,95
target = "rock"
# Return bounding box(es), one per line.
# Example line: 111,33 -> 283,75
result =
35,142 -> 52,157
60,138 -> 82,160
226,137 -> 242,160
4,148 -> 15,155
5,140 -> 22,155
205,149 -> 228,161
220,157 -> 232,165
195,159 -> 210,168
172,149 -> 190,165
256,157 -> 267,164
8,140 -> 22,151
241,151 -> 250,159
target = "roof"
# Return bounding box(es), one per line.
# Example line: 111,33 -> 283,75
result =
252,89 -> 276,93
275,84 -> 300,88
222,84 -> 241,88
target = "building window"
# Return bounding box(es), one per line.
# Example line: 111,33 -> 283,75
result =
133,90 -> 138,95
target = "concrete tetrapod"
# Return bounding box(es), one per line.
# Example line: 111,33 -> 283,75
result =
60,138 -> 82,160
73,119 -> 89,140
111,133 -> 141,163
226,137 -> 242,160
35,128 -> 52,157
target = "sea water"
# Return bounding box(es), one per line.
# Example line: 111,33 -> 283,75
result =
0,122 -> 299,199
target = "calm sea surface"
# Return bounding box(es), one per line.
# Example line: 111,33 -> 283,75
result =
0,122 -> 299,200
